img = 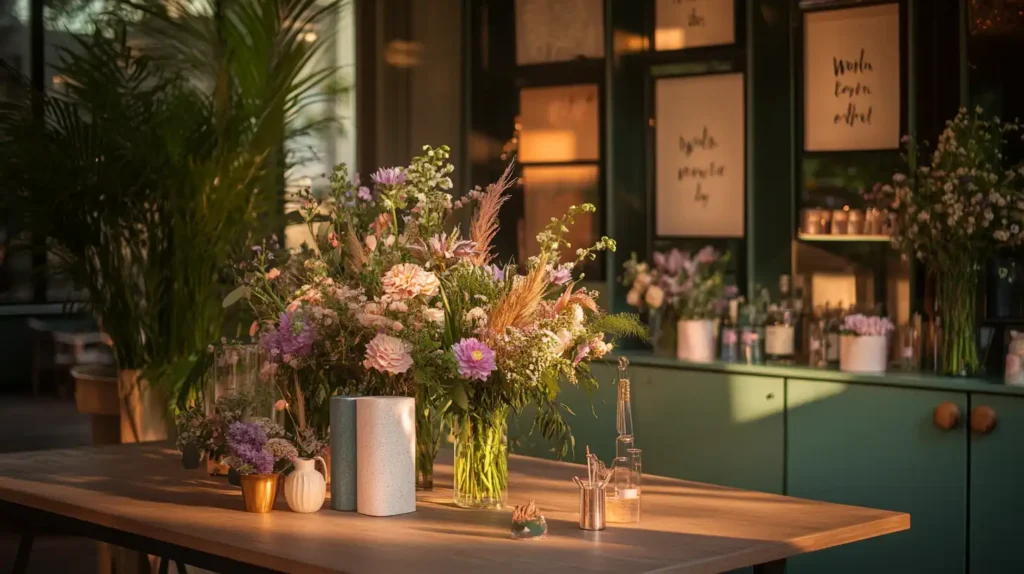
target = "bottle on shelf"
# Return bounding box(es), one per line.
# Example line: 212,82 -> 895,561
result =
739,292 -> 766,365
808,308 -> 829,368
765,275 -> 796,364
825,301 -> 843,366
792,275 -> 807,362
720,298 -> 739,362
615,357 -> 634,460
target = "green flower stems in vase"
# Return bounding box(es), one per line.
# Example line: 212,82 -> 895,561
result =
453,408 -> 509,509
937,263 -> 979,376
415,403 -> 442,490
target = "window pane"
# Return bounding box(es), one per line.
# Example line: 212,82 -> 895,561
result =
518,84 -> 599,163
515,0 -> 604,65
1,1 -> 33,303
285,0 -> 356,250
519,165 -> 599,267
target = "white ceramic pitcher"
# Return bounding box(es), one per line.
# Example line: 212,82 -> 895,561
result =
284,457 -> 327,513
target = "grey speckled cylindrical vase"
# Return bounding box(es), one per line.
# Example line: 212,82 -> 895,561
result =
329,396 -> 358,511
356,396 -> 416,517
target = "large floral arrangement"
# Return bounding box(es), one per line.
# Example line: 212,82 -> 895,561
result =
622,246 -> 734,320
867,107 -> 1024,374
230,146 -> 644,502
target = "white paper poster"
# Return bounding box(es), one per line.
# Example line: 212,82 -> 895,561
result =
804,4 -> 901,151
515,0 -> 604,65
655,73 -> 745,237
655,0 -> 735,51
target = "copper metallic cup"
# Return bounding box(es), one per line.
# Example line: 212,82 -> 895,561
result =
240,473 -> 280,513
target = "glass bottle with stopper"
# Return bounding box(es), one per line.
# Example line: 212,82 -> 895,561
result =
615,357 -> 634,459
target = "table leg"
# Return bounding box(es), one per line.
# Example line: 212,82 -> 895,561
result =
752,559 -> 786,574
12,533 -> 34,574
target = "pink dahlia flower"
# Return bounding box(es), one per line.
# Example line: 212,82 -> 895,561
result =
381,263 -> 440,300
363,333 -> 414,374
452,338 -> 496,382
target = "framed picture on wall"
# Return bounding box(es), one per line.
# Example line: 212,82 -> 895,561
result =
654,72 -> 745,238
515,0 -> 605,65
803,3 -> 901,151
655,0 -> 736,51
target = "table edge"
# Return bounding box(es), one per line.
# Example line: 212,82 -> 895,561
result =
0,480 -> 335,574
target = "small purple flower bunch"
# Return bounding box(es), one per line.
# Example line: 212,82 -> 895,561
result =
260,311 -> 317,366
225,420 -> 301,475
842,314 -> 895,337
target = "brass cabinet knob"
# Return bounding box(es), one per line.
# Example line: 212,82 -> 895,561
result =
933,402 -> 960,430
971,406 -> 997,434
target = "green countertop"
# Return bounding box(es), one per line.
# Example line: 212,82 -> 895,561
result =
611,351 -> 1024,397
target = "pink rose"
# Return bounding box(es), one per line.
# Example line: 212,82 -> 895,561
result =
274,399 -> 288,412
266,268 -> 281,281
249,320 -> 259,337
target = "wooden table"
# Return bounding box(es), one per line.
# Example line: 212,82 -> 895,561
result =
0,443 -> 909,573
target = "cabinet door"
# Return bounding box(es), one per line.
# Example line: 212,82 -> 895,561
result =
632,367 -> 785,494
786,379 -> 967,574
969,393 -> 1024,573
509,362 -> 618,464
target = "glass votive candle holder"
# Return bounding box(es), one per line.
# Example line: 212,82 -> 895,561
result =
831,209 -> 849,235
847,209 -> 865,235
819,210 -> 833,234
801,208 -> 822,234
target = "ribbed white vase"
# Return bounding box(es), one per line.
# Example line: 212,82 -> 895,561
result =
284,457 -> 327,513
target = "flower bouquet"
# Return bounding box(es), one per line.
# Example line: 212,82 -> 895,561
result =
174,406 -> 214,469
223,420 -> 297,513
623,247 -> 733,361
868,107 -> 1024,375
839,314 -> 895,374
231,146 -> 644,504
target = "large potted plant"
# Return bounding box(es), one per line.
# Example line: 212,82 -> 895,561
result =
870,107 -> 1024,375
0,0 -> 342,434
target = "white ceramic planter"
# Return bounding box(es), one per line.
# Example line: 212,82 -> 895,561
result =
677,319 -> 716,363
284,457 -> 327,513
839,335 -> 888,374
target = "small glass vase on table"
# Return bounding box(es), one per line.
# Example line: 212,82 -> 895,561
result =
453,408 -> 509,509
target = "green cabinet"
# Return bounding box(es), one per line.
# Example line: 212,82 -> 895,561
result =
969,393 -> 1024,573
632,367 -> 785,494
786,379 -> 967,574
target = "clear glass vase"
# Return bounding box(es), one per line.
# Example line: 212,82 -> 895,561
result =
415,401 -> 441,491
453,408 -> 509,509
937,265 -> 979,376
208,344 -> 267,415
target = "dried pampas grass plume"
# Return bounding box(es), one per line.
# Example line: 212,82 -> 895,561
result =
470,160 -> 517,266
344,223 -> 366,271
486,255 -> 548,339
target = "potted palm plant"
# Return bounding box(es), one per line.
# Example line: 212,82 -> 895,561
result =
0,0 -> 343,435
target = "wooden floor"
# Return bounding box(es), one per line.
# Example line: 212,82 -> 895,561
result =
0,394 -> 97,573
